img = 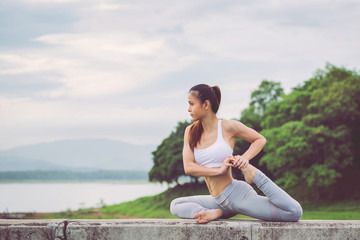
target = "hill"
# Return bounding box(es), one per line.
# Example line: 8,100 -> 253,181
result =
0,139 -> 156,171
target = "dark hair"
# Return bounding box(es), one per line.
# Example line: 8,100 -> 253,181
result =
188,84 -> 221,150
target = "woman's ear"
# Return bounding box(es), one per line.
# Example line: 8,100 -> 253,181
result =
203,100 -> 211,110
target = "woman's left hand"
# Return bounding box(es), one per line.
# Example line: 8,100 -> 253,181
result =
233,155 -> 249,169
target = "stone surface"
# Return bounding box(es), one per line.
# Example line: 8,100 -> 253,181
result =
66,219 -> 254,240
252,220 -> 360,240
0,219 -> 359,240
0,219 -> 66,240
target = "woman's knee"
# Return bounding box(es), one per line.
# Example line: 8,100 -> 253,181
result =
293,202 -> 303,221
170,198 -> 181,216
287,202 -> 303,222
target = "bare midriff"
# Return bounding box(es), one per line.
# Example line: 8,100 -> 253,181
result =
204,168 -> 233,197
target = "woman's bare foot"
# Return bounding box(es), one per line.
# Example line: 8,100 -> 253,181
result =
240,164 -> 257,184
193,209 -> 223,224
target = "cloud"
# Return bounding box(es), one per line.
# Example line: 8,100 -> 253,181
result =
182,1 -> 360,63
0,0 -> 359,149
94,3 -> 130,11
13,0 -> 81,4
34,32 -> 165,55
0,31 -> 200,98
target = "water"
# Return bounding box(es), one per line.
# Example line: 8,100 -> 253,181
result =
0,182 -> 168,213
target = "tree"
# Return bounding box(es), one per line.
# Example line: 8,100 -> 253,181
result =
260,63 -> 360,200
149,121 -> 198,185
233,80 -> 284,179
239,80 -> 284,132
250,80 -> 284,116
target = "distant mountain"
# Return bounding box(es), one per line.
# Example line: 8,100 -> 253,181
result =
0,139 -> 157,171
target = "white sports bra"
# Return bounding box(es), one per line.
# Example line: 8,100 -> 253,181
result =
194,120 -> 233,168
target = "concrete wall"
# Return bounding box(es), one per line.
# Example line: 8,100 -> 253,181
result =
1,219 -> 359,240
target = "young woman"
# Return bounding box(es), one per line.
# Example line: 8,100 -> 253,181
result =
170,84 -> 303,224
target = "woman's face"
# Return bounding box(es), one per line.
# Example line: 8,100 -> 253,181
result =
188,92 -> 206,121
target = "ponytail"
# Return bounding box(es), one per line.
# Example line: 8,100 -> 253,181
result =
189,120 -> 203,150
212,85 -> 221,107
188,84 -> 222,150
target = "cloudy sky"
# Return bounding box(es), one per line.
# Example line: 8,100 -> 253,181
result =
0,0 -> 359,150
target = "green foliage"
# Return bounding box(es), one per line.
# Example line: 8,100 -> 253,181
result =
239,105 -> 262,131
261,90 -> 311,129
234,79 -> 284,179
240,80 -> 284,132
250,80 -> 284,116
259,63 -> 360,200
149,121 -> 196,184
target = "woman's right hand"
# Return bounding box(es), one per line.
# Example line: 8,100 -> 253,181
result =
218,155 -> 235,175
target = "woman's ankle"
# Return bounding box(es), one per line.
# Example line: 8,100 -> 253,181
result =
241,164 -> 258,184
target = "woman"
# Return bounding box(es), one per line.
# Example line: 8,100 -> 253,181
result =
170,84 -> 303,224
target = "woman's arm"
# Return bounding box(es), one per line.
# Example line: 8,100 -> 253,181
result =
224,120 -> 266,168
182,126 -> 232,177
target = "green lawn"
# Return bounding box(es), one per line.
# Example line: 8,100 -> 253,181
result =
299,200 -> 360,220
42,183 -> 360,220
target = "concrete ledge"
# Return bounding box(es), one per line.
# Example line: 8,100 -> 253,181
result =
1,219 -> 359,240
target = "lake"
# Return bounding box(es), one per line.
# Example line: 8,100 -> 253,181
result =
0,182 -> 168,213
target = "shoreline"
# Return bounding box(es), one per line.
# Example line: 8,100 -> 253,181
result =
0,181 -> 169,215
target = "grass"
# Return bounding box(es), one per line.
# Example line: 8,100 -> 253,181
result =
100,182 -> 209,219
299,200 -> 360,220
27,182 -> 360,220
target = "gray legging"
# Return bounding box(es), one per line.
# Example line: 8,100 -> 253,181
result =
170,170 -> 303,221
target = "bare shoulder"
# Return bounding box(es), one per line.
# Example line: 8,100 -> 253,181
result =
222,119 -> 264,142
222,119 -> 245,131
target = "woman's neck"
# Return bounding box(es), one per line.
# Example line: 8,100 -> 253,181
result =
200,114 -> 218,133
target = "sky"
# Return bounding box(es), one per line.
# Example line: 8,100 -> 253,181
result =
0,0 -> 359,150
